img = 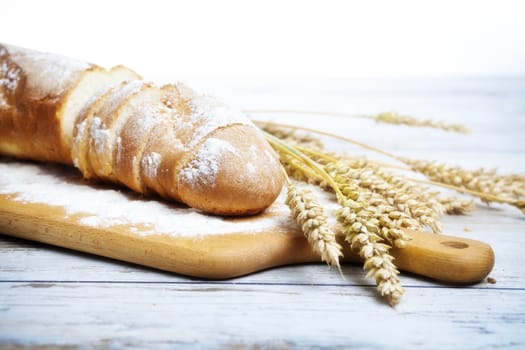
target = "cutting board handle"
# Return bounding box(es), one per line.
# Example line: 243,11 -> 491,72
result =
384,229 -> 495,283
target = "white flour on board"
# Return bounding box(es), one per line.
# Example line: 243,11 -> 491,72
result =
0,161 -> 343,237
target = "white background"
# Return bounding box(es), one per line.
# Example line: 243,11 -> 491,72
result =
2,0 -> 525,79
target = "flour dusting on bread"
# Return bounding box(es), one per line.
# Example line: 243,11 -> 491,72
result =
179,138 -> 240,188
142,152 -> 162,178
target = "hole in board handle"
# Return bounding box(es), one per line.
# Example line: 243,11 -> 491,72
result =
441,241 -> 469,249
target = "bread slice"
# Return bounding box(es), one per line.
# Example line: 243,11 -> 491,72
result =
72,81 -> 127,179
138,84 -> 187,200
86,80 -> 149,182
0,44 -> 141,163
114,85 -> 173,193
62,65 -> 141,157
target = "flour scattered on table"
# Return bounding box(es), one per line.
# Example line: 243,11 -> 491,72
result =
0,161 -> 305,237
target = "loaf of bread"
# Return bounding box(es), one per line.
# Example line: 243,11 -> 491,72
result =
0,44 -> 283,215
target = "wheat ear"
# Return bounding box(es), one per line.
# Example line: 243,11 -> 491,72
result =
373,112 -> 470,133
337,198 -> 404,307
286,183 -> 343,271
401,157 -> 525,213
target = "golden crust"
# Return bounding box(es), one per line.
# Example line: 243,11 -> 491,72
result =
177,124 -> 284,215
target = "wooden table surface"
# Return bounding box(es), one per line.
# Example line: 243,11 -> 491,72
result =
1,77 -> 524,349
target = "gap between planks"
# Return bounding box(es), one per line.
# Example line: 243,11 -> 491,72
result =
0,280 -> 519,291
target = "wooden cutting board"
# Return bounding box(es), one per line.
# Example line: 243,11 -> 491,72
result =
0,158 -> 495,283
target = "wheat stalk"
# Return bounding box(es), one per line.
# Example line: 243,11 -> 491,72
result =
261,125 -> 324,150
260,116 -> 524,306
248,110 -> 470,133
260,120 -> 525,215
265,132 -> 405,306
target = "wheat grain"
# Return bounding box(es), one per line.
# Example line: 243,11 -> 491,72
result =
438,196 -> 475,214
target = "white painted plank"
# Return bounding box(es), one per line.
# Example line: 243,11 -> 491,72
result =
0,282 -> 523,349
